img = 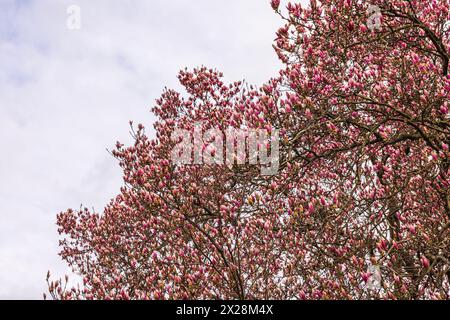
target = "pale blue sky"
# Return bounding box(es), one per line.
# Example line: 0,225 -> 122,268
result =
0,0 -> 287,299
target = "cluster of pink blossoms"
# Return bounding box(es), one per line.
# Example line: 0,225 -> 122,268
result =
48,0 -> 449,300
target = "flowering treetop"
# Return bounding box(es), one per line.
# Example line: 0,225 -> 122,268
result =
48,0 -> 449,300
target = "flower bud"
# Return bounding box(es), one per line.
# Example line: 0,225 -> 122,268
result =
421,256 -> 430,269
271,0 -> 280,11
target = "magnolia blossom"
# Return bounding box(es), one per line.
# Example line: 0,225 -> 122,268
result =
48,0 -> 449,300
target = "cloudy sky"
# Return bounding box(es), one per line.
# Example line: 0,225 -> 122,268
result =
0,0 -> 289,299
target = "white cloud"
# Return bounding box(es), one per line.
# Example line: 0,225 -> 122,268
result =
0,0 -> 285,299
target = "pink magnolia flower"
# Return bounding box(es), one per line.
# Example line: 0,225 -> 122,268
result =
271,0 -> 280,11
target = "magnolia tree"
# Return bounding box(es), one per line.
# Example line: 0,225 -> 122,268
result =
48,0 -> 449,300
